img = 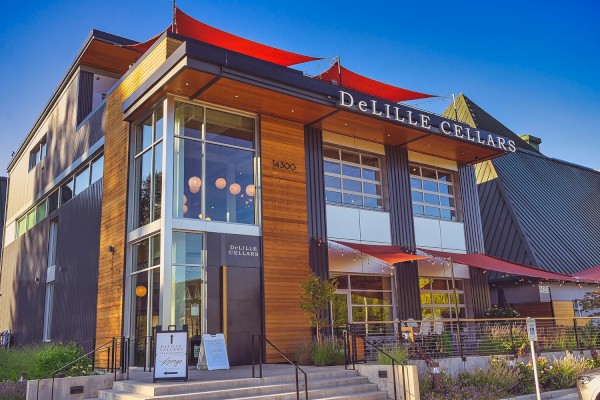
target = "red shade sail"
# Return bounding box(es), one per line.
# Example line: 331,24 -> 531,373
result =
420,248 -> 573,281
315,61 -> 434,103
332,241 -> 428,264
571,265 -> 600,281
125,8 -> 321,66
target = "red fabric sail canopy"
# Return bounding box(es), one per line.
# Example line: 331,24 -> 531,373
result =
125,8 -> 321,66
571,265 -> 600,281
333,241 -> 428,264
315,61 -> 434,103
420,248 -> 573,281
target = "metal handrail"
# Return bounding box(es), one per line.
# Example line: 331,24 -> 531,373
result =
251,334 -> 309,400
346,323 -> 406,400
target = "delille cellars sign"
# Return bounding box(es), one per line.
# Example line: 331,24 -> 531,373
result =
337,90 -> 517,153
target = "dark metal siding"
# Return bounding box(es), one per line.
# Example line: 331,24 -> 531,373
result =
490,152 -> 600,275
304,127 -> 329,279
0,180 -> 102,346
0,220 -> 49,344
475,160 -> 534,270
51,180 -> 102,347
77,71 -> 94,126
386,146 -> 421,319
459,164 -> 490,317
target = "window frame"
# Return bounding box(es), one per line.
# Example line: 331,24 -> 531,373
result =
29,136 -> 47,171
323,145 -> 385,210
410,164 -> 458,221
172,100 -> 258,225
419,277 -> 466,319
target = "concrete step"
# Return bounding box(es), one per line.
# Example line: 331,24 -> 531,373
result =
99,377 -> 376,400
111,369 -> 361,397
97,368 -> 391,400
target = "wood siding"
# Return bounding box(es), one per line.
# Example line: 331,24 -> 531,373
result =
304,127 -> 329,280
459,163 -> 490,317
386,146 -> 421,320
95,37 -> 182,360
261,116 -> 311,359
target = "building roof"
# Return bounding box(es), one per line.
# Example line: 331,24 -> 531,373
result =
7,30 -> 141,172
444,96 -> 600,275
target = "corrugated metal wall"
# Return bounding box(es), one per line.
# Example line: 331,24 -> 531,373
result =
386,145 -> 421,319
0,181 -> 102,347
459,163 -> 490,317
304,127 -> 329,280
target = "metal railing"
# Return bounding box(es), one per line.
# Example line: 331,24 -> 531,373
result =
251,334 -> 309,400
346,317 -> 600,361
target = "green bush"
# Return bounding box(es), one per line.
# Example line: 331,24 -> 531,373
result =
311,338 -> 345,366
376,346 -> 409,365
517,352 -> 593,392
0,343 -> 93,382
293,337 -> 345,366
484,306 -> 520,318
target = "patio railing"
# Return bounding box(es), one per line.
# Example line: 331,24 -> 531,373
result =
344,317 -> 600,361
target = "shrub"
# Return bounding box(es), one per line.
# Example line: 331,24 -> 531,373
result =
0,381 -> 26,400
293,337 -> 345,366
0,343 -> 93,382
376,346 -> 409,365
484,306 -> 520,319
311,337 -> 345,366
517,352 -> 593,392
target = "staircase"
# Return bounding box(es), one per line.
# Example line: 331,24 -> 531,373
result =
93,368 -> 389,400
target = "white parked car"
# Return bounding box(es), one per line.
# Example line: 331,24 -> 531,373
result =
578,368 -> 600,400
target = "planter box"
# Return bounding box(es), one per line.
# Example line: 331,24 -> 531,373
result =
356,364 -> 420,400
26,374 -> 115,400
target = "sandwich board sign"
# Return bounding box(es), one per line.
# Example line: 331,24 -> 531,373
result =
197,333 -> 230,370
153,325 -> 189,383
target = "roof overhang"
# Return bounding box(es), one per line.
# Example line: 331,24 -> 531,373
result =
122,33 -> 513,164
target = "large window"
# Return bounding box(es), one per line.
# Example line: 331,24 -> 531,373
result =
332,274 -> 393,334
42,283 -> 54,342
15,154 -> 103,238
419,278 -> 465,319
410,164 -> 457,221
323,146 -> 383,210
131,234 -> 160,367
134,107 -> 164,227
174,102 -> 256,225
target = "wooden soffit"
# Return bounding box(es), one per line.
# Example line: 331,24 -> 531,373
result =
80,39 -> 143,75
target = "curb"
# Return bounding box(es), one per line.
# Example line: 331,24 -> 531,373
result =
500,388 -> 577,399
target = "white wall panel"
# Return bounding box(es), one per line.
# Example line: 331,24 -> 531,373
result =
439,220 -> 467,251
326,205 -> 361,242
414,216 -> 442,248
359,209 -> 391,244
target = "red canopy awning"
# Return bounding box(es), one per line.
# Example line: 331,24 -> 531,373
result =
420,248 -> 573,281
315,61 -> 434,103
332,241 -> 428,264
124,8 -> 321,66
571,265 -> 600,281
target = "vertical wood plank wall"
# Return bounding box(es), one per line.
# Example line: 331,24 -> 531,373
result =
95,37 -> 182,363
261,116 -> 311,359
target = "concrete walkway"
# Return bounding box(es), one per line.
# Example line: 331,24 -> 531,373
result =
500,388 -> 578,400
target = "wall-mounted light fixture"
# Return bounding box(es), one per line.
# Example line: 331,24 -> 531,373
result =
108,246 -> 115,254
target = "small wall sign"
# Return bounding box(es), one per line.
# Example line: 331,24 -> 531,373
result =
197,333 -> 230,371
153,325 -> 188,383
272,160 -> 297,170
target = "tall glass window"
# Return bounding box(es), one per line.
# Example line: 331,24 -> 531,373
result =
131,234 -> 160,367
172,232 -> 204,337
133,106 -> 164,228
174,102 -> 256,225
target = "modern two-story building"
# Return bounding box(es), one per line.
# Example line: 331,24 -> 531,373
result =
0,9 -> 520,365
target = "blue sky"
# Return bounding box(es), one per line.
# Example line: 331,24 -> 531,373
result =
0,0 -> 598,172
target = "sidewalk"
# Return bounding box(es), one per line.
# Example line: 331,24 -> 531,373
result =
501,388 -> 578,400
